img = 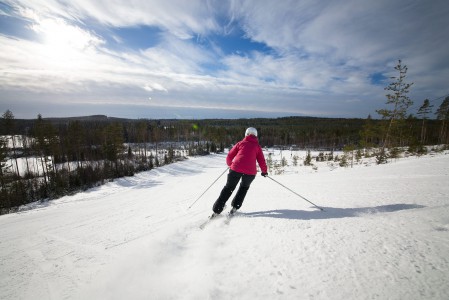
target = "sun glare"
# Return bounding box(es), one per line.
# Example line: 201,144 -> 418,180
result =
31,17 -> 102,68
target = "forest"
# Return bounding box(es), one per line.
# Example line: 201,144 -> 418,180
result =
1,105 -> 448,214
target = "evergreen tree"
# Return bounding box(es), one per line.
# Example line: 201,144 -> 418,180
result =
304,150 -> 312,166
417,99 -> 433,144
67,121 -> 85,170
136,121 -> 148,162
281,157 -> 288,167
435,96 -> 449,144
1,110 -> 20,177
376,60 -> 413,162
103,123 -> 125,176
32,115 -> 60,197
0,135 -> 10,192
343,144 -> 355,168
292,155 -> 299,166
149,152 -> 154,169
33,114 -> 50,194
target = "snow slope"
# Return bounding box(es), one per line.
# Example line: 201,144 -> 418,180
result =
1,151 -> 449,300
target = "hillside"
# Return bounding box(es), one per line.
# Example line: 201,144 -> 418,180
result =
1,151 -> 449,299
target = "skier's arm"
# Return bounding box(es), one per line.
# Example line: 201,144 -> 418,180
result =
256,147 -> 268,174
226,143 -> 240,167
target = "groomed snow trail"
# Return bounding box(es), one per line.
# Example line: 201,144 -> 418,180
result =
1,152 -> 449,299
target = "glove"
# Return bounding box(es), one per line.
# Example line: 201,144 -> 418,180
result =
261,172 -> 268,177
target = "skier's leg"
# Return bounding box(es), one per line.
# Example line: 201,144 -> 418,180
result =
231,174 -> 255,210
212,170 -> 241,214
230,186 -> 249,209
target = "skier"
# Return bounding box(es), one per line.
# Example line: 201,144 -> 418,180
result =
212,127 -> 268,217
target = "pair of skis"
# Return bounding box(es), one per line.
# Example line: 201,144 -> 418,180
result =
199,208 -> 236,229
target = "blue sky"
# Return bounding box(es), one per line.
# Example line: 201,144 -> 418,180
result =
0,0 -> 448,119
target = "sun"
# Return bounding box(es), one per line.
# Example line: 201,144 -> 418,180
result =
31,17 -> 102,68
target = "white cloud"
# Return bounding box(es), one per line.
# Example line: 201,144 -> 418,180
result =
30,17 -> 103,50
143,82 -> 167,92
1,0 -> 449,119
6,0 -> 220,39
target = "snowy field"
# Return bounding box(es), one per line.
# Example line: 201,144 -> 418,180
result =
1,150 -> 449,299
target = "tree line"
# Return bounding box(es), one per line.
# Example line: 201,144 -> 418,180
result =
0,113 -> 225,213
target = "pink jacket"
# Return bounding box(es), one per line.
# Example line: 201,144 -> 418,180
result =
226,135 -> 268,175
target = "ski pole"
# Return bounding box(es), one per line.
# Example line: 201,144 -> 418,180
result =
267,176 -> 324,211
188,167 -> 229,209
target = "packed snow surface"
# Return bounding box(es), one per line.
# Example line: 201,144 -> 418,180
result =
1,151 -> 449,299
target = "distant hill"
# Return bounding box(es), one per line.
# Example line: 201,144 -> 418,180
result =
43,115 -> 110,121
42,115 -> 130,122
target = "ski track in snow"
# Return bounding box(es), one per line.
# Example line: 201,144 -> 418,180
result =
1,152 -> 449,299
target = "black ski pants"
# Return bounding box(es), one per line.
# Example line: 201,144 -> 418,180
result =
213,170 -> 255,214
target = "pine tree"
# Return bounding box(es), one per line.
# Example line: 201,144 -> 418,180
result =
0,135 -> 10,192
1,110 -> 20,177
376,60 -> 413,162
33,114 -> 49,194
292,155 -> 299,166
435,96 -> 449,144
136,121 -> 148,163
32,114 -> 59,197
103,123 -> 125,176
68,121 -> 85,170
417,99 -> 433,144
304,150 -> 312,166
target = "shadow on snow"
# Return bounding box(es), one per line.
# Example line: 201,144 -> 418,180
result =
242,204 -> 425,220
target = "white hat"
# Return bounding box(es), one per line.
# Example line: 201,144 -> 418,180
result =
245,127 -> 258,137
